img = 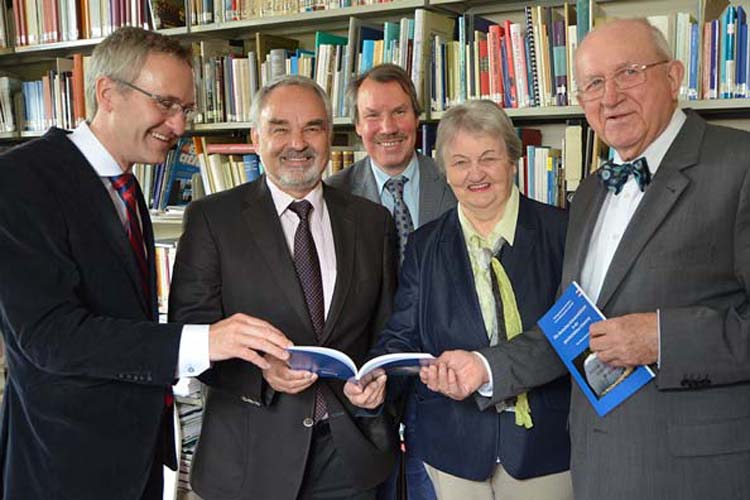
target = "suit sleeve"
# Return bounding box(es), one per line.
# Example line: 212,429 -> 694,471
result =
168,199 -> 265,401
657,166 -> 750,389
476,328 -> 566,408
476,206 -> 568,407
0,163 -> 181,385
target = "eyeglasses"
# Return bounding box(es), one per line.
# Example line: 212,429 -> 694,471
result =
575,60 -> 671,102
114,78 -> 197,120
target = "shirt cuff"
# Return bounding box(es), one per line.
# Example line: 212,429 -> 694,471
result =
176,324 -> 210,378
472,351 -> 494,397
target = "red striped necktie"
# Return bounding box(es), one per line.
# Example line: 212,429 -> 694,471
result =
109,173 -> 150,306
110,173 -> 173,410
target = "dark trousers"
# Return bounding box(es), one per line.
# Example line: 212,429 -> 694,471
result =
298,421 -> 376,500
140,406 -> 175,500
377,394 -> 437,500
139,455 -> 164,500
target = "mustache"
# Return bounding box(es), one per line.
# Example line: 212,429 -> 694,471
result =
375,133 -> 407,142
281,147 -> 316,160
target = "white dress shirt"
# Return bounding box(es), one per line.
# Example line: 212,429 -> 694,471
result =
579,109 -> 687,303
579,108 -> 686,365
266,177 -> 337,317
68,122 -> 210,379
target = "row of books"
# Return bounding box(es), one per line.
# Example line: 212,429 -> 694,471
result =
12,0 -> 151,47
13,54 -> 86,132
5,0 -> 399,47
655,2 -> 750,100
152,0 -> 397,28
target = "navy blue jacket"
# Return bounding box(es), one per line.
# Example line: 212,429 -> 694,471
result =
372,195 -> 570,480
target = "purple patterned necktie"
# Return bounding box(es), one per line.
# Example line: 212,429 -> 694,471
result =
384,176 -> 414,263
288,200 -> 327,421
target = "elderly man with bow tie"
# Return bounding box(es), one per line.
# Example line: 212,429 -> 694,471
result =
424,17 -> 750,500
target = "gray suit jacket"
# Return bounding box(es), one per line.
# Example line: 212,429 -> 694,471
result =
479,111 -> 750,500
325,154 -> 456,227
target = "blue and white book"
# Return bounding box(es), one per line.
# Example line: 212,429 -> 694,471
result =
287,347 -> 435,382
537,282 -> 655,417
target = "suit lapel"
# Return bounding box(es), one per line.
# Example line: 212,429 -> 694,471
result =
320,186 -> 354,344
352,158 -> 381,202
502,199 -> 535,319
52,129 -> 150,315
442,211 -> 491,347
597,114 -> 702,309
241,180 -> 316,344
418,155 -> 444,224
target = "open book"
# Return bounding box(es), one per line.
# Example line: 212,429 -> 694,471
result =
537,281 -> 655,416
287,347 -> 435,381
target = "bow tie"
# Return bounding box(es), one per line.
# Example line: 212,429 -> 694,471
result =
598,157 -> 651,195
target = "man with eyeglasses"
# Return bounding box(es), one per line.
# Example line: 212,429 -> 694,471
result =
424,18 -> 750,500
0,27 -> 294,500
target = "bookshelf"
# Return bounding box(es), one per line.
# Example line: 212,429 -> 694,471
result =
0,1 -> 749,498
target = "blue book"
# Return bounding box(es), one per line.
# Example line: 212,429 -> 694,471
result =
688,22 -> 700,100
164,138 -> 201,208
537,282 -> 656,417
500,41 -> 513,108
737,7 -> 747,97
242,153 -> 261,182
287,347 -> 435,381
359,39 -> 376,73
526,144 -> 535,199
720,5 -> 736,98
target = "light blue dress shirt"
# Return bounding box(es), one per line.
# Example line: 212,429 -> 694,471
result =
369,153 -> 421,228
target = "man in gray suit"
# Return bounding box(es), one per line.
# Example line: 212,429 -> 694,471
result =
326,64 -> 456,260
423,18 -> 750,500
327,64 -> 455,500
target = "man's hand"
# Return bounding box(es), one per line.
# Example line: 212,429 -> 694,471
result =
589,312 -> 658,367
262,356 -> 318,394
208,313 -> 292,369
344,371 -> 387,409
419,350 -> 489,400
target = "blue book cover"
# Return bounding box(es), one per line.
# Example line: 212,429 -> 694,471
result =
242,153 -> 261,182
500,41 -> 512,108
526,144 -> 535,199
721,5 -> 736,98
688,22 -> 700,100
737,7 -> 747,97
359,39 -> 376,73
287,347 -> 435,381
537,282 -> 656,417
164,137 -> 201,208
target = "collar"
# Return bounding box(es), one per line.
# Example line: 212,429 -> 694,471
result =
68,121 -> 126,176
612,108 -> 686,176
266,176 -> 325,222
370,152 -> 419,193
458,184 -> 520,252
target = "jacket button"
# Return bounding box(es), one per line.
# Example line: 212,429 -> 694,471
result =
303,417 -> 314,428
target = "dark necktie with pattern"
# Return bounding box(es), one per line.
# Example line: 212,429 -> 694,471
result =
384,176 -> 414,263
109,173 -> 149,303
598,157 -> 651,195
288,200 -> 327,421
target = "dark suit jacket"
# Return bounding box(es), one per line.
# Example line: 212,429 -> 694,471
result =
483,112 -> 750,499
0,128 -> 182,500
371,196 -> 570,481
325,153 -> 456,226
169,179 -> 399,500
